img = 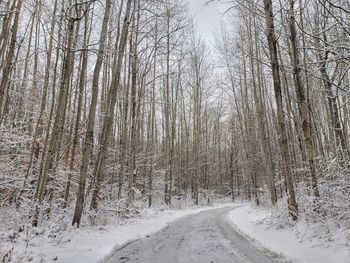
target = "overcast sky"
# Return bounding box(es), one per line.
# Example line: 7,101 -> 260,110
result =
188,0 -> 226,46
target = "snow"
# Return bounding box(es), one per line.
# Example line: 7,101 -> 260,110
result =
228,205 -> 350,263
4,203 -> 235,263
4,203 -> 349,263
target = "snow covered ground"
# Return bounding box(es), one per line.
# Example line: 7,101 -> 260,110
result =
1,203 -> 236,263
3,203 -> 349,263
229,205 -> 350,263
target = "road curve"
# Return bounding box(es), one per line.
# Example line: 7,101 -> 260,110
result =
106,207 -> 286,263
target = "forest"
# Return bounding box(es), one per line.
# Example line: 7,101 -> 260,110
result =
0,0 -> 349,261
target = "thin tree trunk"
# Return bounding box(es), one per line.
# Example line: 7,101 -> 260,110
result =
288,0 -> 320,198
263,0 -> 298,220
0,0 -> 23,124
72,0 -> 112,227
89,0 -> 134,213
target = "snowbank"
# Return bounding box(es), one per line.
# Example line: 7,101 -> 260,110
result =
228,206 -> 350,263
5,203 -> 235,263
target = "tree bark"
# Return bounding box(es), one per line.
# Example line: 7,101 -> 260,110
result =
263,0 -> 298,220
72,0 -> 112,227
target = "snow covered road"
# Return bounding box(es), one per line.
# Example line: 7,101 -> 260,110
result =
106,207 -> 285,263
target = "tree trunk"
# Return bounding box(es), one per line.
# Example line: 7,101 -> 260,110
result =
263,0 -> 298,220
89,0 -> 134,213
72,0 -> 112,227
288,0 -> 320,199
0,0 -> 23,124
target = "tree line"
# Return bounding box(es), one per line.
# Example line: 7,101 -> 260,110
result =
0,0 -> 349,228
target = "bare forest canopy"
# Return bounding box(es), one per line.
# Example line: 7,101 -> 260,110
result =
0,0 -> 349,229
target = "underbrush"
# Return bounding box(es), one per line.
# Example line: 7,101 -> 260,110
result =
257,156 -> 350,247
0,189 -> 231,262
